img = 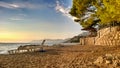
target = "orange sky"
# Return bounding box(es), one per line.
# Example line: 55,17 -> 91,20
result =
0,31 -> 81,43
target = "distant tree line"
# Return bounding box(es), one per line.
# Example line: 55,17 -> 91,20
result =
69,0 -> 120,32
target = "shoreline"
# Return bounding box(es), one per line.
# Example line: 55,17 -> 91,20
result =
0,43 -> 79,54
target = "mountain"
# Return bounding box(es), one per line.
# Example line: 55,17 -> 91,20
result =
30,39 -> 65,45
30,32 -> 90,44
65,32 -> 90,43
78,32 -> 90,36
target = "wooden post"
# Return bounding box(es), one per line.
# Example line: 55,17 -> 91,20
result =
40,40 -> 46,52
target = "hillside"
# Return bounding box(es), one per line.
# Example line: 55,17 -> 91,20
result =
30,39 -> 65,45
65,32 -> 90,43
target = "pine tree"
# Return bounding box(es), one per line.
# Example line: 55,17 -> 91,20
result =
69,0 -> 98,31
70,0 -> 120,31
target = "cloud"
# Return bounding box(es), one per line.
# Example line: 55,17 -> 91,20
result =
55,0 -> 76,20
12,2 -> 39,9
0,2 -> 20,9
0,1 -> 52,9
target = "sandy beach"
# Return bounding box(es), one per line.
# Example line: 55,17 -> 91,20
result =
0,45 -> 120,68
0,0 -> 120,68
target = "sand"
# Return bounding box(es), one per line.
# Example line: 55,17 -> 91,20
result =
0,45 -> 120,68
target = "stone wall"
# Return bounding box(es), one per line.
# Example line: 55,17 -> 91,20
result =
80,37 -> 95,45
80,26 -> 120,46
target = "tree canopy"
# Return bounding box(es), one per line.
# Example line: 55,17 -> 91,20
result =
70,0 -> 120,31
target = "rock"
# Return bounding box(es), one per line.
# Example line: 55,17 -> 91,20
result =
112,60 -> 120,67
94,56 -> 104,64
105,54 -> 113,60
105,60 -> 112,64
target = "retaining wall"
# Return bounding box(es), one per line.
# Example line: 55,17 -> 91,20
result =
80,26 -> 120,46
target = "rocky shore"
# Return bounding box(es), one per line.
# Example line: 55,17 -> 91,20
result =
0,45 -> 120,68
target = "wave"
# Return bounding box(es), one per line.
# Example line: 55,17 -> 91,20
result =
0,43 -> 30,54
0,50 -> 8,54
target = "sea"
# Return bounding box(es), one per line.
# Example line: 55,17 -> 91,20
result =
0,43 -> 30,54
0,43 -> 79,54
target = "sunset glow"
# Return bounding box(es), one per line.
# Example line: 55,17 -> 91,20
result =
0,0 -> 82,42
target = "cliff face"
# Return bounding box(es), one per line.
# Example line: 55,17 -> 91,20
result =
80,26 -> 120,46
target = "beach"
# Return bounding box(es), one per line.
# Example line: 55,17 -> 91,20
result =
0,45 -> 120,68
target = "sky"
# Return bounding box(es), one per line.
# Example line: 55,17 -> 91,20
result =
0,0 -> 82,43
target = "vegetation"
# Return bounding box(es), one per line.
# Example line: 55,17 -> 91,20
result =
70,0 -> 120,31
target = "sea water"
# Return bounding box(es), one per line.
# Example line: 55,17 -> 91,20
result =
0,43 -> 79,54
0,43 -> 30,54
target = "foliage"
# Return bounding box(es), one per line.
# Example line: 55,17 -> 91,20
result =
70,0 -> 120,31
96,0 -> 120,25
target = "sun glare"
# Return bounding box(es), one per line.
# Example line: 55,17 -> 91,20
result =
0,31 -> 26,42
